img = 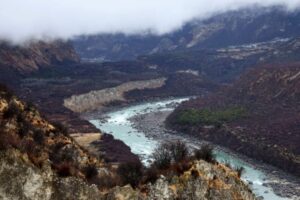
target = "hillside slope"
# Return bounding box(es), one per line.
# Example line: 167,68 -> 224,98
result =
167,63 -> 300,176
0,85 -> 257,200
0,85 -> 106,199
0,40 -> 79,75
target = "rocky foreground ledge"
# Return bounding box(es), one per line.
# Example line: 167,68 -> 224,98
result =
0,149 -> 257,200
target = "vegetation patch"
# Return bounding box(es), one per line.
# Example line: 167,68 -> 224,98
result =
175,107 -> 247,126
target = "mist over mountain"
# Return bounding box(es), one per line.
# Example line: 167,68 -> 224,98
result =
1,1 -> 300,199
73,6 -> 300,61
1,0 -> 300,44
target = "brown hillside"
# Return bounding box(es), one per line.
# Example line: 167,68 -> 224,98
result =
168,63 -> 300,176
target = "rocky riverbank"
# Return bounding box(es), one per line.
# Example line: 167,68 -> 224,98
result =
129,110 -> 300,199
64,78 -> 166,113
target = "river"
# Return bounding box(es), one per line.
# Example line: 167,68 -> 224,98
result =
88,98 -> 299,200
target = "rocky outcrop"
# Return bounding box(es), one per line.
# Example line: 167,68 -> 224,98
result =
105,185 -> 142,200
146,160 -> 256,200
0,149 -> 103,200
64,78 -> 166,113
0,40 -> 79,74
0,151 -> 257,200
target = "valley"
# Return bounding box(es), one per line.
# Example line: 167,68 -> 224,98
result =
0,4 -> 300,199
86,98 -> 300,199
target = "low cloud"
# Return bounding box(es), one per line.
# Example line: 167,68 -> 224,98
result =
0,0 -> 299,44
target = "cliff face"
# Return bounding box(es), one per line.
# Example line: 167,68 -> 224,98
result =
0,150 -> 257,200
0,150 -> 102,200
167,64 -> 300,176
0,40 -> 80,74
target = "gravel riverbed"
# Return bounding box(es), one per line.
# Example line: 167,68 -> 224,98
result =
129,110 -> 300,200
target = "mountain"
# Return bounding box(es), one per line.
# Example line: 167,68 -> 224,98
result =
167,63 -> 300,176
72,6 -> 300,61
0,40 -> 79,76
138,37 -> 300,82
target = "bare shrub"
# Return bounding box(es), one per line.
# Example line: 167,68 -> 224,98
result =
117,161 -> 143,188
96,174 -> 120,190
142,166 -> 159,184
0,133 -> 20,150
52,122 -> 69,136
54,162 -> 75,177
3,101 -> 21,119
83,164 -> 98,180
172,160 -> 192,175
20,139 -> 35,154
152,141 -> 190,169
0,84 -> 13,100
33,129 -> 45,145
152,142 -> 172,169
193,144 -> 215,163
169,140 -> 189,162
18,121 -> 31,138
235,166 -> 245,178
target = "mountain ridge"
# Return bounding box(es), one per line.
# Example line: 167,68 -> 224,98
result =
73,6 -> 300,61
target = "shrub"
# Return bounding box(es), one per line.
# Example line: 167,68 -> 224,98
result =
96,174 -> 120,189
0,132 -> 20,150
33,129 -> 45,145
152,143 -> 172,169
152,141 -> 190,169
176,107 -> 247,126
224,160 -> 232,168
52,122 -> 69,136
83,164 -> 98,180
191,169 -> 199,178
20,139 -> 35,154
169,140 -> 189,162
24,102 -> 36,112
0,132 -> 9,150
54,162 -> 74,177
3,101 -> 21,119
117,161 -> 143,188
50,146 -> 75,165
235,166 -> 245,178
172,160 -> 192,175
49,142 -> 65,164
16,113 -> 25,123
143,166 -> 159,184
27,150 -> 45,168
193,144 -> 215,163
0,84 -> 13,100
18,121 -> 31,138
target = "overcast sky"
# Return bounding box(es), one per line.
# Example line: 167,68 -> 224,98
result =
0,0 -> 300,44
